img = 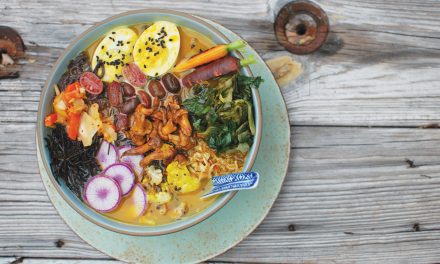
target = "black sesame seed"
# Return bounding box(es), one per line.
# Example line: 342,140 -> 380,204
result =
127,41 -> 130,44
143,64 -> 146,69
155,72 -> 158,76
147,56 -> 150,59
112,31 -> 116,34
138,48 -> 141,53
109,55 -> 112,58
118,50 -> 121,54
169,38 -> 173,42
101,45 -> 104,49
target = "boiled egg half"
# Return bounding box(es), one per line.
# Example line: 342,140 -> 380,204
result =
92,27 -> 138,82
133,21 -> 180,77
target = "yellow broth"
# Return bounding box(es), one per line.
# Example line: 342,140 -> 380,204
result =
105,179 -> 218,225
86,23 -> 222,226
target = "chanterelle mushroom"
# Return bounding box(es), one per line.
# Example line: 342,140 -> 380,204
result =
0,26 -> 26,79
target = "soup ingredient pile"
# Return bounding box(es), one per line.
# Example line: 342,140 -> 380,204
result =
44,21 -> 263,225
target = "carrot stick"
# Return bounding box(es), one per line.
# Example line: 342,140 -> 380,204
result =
174,40 -> 246,72
182,55 -> 256,87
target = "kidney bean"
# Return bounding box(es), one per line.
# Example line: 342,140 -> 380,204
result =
115,113 -> 129,131
137,90 -> 151,108
148,80 -> 166,99
119,97 -> 140,114
107,81 -> 122,107
121,82 -> 136,97
162,73 -> 181,93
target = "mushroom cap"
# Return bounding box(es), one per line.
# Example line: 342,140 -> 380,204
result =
0,26 -> 26,58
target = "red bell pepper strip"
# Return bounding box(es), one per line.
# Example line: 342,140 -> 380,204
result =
63,82 -> 83,102
44,113 -> 57,127
66,112 -> 81,140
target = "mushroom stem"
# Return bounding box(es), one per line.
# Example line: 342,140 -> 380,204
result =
1,53 -> 14,66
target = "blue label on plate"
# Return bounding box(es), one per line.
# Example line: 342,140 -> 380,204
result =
202,172 -> 260,198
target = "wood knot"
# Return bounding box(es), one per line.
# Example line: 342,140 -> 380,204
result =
55,239 -> 65,248
412,223 -> 420,232
288,224 -> 296,231
405,158 -> 418,168
274,0 -> 329,54
9,257 -> 24,264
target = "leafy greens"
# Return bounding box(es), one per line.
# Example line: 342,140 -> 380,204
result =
183,74 -> 263,153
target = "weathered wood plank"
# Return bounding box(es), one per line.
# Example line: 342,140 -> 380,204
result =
2,0 -> 440,262
1,124 -> 440,262
1,0 -> 440,126
0,258 -> 122,264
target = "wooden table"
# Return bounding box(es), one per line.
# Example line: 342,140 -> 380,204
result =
1,0 -> 440,263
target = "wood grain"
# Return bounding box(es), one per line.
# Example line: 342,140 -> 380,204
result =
2,0 -> 440,126
1,0 -> 440,263
2,125 -> 440,262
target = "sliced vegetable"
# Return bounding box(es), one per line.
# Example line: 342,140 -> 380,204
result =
118,145 -> 144,177
104,163 -> 135,196
53,93 -> 68,121
182,55 -> 256,87
96,140 -> 118,170
122,63 -> 147,87
63,82 -> 84,102
80,72 -> 103,95
131,183 -> 147,217
78,111 -> 100,147
100,122 -> 117,143
69,98 -> 87,114
83,175 -> 121,212
174,40 -> 246,72
44,113 -> 57,127
66,112 -> 81,140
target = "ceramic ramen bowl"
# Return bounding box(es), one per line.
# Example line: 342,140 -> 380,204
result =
36,9 -> 262,236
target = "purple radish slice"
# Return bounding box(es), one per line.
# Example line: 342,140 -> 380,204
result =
96,140 -> 118,170
104,163 -> 135,196
132,183 -> 148,217
83,175 -> 121,212
118,145 -> 144,177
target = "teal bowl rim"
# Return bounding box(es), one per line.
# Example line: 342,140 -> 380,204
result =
36,9 -> 262,236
